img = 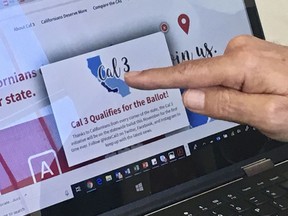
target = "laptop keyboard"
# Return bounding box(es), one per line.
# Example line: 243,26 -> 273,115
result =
148,162 -> 288,216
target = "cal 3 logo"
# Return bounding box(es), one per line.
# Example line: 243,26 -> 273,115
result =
87,55 -> 131,97
97,56 -> 130,81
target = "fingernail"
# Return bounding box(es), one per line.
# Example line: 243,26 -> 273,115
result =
184,89 -> 205,110
124,71 -> 141,78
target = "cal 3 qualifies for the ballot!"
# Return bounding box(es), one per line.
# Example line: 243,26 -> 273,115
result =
41,33 -> 189,167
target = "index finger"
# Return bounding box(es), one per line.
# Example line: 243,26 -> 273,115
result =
124,56 -> 244,90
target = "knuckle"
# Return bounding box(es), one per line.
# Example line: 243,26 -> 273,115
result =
225,36 -> 261,72
175,61 -> 190,76
214,89 -> 234,117
175,59 -> 208,76
230,47 -> 260,73
174,61 -> 198,87
227,35 -> 252,49
263,101 -> 277,123
262,99 -> 286,127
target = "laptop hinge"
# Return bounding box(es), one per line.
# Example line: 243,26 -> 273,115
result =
242,158 -> 274,177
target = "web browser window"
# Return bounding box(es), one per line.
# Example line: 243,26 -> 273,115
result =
0,1 -> 282,216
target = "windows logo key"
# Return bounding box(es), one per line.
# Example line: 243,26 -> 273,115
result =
135,182 -> 144,192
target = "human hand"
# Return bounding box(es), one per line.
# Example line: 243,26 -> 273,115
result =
125,35 -> 288,142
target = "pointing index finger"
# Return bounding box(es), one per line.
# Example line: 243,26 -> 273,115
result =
124,56 -> 244,90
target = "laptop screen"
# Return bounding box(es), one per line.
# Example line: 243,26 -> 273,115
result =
0,0 -> 285,215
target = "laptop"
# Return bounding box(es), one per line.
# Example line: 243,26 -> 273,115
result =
0,0 -> 287,216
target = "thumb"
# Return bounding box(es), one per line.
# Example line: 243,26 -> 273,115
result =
182,87 -> 288,141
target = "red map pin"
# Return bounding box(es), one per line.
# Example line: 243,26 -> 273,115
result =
178,14 -> 190,34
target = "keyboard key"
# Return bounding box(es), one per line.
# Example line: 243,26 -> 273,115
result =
196,204 -> 210,212
248,193 -> 269,206
254,180 -> 273,191
179,198 -> 211,214
208,198 -> 225,209
199,194 -> 225,209
263,186 -> 287,199
253,203 -> 278,215
237,178 -> 258,193
223,192 -> 239,201
239,186 -> 254,195
228,199 -> 251,213
253,173 -> 285,191
235,211 -> 254,216
268,175 -> 285,185
272,196 -> 288,211
210,205 -> 235,216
